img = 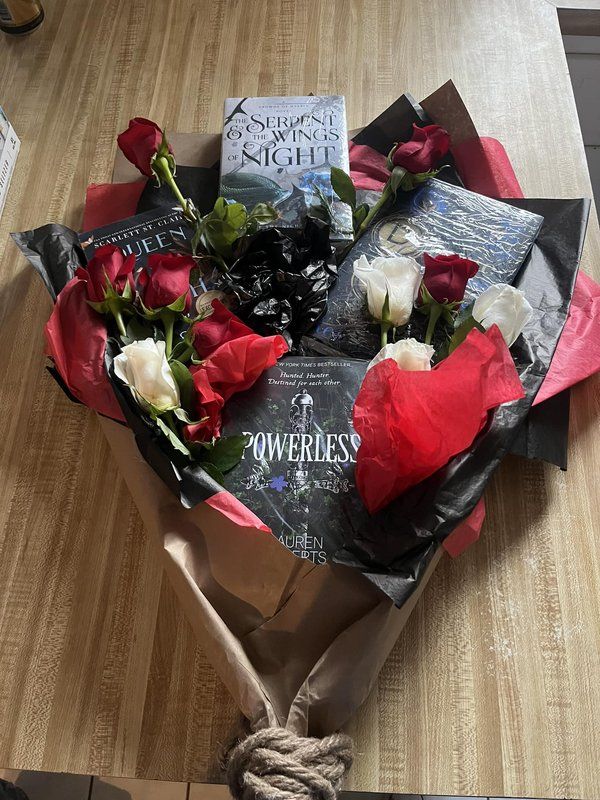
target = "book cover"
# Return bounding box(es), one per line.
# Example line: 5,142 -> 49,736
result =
79,205 -> 213,295
0,106 -> 20,219
220,95 -> 353,241
307,178 -> 544,358
221,356 -> 368,563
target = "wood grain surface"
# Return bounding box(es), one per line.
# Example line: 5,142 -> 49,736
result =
0,1 -> 599,797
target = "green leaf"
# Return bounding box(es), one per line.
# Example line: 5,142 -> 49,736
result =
166,292 -> 188,313
191,221 -> 204,255
248,202 -> 278,225
385,142 -> 398,171
448,315 -> 485,354
156,416 -> 191,456
202,434 -> 250,474
212,197 -> 227,219
137,297 -> 163,320
381,290 -> 390,324
353,203 -> 369,228
199,461 -> 225,487
330,166 -> 356,209
170,339 -> 189,360
173,407 -> 201,424
121,278 -> 134,302
87,299 -> 108,314
223,201 -> 248,231
389,165 -> 408,195
169,359 -> 195,411
157,129 -> 170,159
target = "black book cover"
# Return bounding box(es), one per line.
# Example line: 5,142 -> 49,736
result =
308,178 -> 543,359
78,205 -> 215,295
220,356 -> 368,563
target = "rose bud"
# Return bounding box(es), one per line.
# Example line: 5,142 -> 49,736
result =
368,339 -> 434,372
138,252 -> 195,311
117,117 -> 173,177
472,284 -> 533,347
184,370 -> 224,443
422,252 -> 479,305
353,254 -> 421,327
113,338 -> 180,413
391,123 -> 451,174
84,244 -> 135,303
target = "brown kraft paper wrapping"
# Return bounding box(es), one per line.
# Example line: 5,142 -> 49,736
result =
100,416 -> 442,735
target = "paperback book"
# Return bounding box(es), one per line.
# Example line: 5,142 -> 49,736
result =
221,356 -> 368,563
79,205 -> 213,294
220,94 -> 353,241
0,106 -> 20,219
307,178 -> 544,358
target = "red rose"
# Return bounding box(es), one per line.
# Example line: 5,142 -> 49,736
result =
391,124 -> 451,174
192,300 -> 255,359
82,244 -> 135,303
422,252 -> 479,304
44,276 -> 125,422
184,370 -> 224,442
117,117 -> 170,177
138,252 -> 195,310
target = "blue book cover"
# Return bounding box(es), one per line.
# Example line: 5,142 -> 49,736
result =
308,178 -> 543,358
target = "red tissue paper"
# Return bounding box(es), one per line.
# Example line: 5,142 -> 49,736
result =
348,142 -> 389,191
184,301 -> 288,442
534,271 -> 600,405
82,182 -> 145,231
44,276 -> 125,422
353,325 -> 525,514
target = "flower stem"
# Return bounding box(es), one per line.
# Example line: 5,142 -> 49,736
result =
154,156 -> 195,222
109,301 -> 127,338
356,184 -> 393,238
425,303 -> 443,345
380,321 -> 390,348
163,313 -> 174,357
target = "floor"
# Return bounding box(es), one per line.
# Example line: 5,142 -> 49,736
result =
0,770 -> 566,800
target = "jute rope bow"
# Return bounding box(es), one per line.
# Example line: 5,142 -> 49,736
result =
225,727 -> 354,800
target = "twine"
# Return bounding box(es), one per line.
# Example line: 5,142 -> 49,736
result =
225,727 -> 354,800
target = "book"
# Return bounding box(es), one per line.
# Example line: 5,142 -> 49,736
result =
307,178 -> 544,358
221,356 -> 368,563
0,106 -> 20,219
79,206 -> 213,295
220,95 -> 353,241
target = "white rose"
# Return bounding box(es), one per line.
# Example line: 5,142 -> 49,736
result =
472,284 -> 533,347
114,338 -> 180,412
353,254 -> 421,327
368,338 -> 434,372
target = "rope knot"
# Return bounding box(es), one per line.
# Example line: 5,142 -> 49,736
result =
225,727 -> 354,800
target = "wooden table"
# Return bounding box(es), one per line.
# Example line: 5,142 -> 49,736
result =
1,1 -> 599,797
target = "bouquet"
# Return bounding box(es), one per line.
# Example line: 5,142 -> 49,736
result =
13,80 -> 597,798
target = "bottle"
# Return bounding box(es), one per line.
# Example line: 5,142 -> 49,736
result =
0,0 -> 44,35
